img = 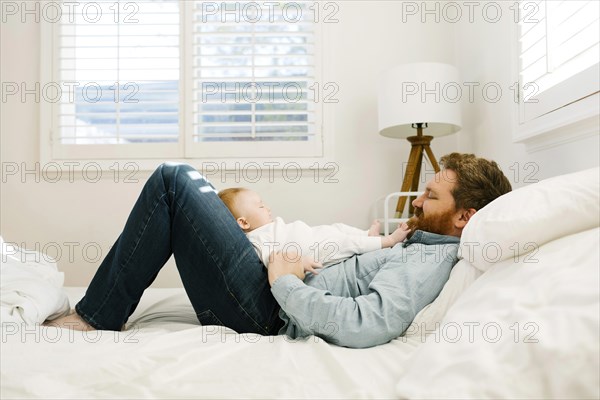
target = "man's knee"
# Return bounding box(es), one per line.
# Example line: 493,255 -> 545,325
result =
158,162 -> 194,181
158,162 -> 215,192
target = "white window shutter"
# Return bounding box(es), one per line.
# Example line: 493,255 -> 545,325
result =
518,0 -> 599,123
186,1 -> 323,158
53,0 -> 181,160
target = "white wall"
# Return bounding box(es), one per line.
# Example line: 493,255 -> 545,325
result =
0,2 -> 458,287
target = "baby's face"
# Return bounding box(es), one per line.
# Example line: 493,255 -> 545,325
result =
237,190 -> 273,230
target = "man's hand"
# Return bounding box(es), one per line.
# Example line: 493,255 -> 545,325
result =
267,251 -> 323,287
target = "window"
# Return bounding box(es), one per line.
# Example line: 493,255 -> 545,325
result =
41,0 -> 329,164
515,0 -> 599,140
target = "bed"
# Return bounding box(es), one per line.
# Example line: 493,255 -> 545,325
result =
1,166 -> 599,399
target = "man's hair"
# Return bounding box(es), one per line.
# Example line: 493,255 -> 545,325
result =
440,153 -> 512,211
218,187 -> 247,218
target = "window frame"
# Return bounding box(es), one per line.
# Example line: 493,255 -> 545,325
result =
39,0 -> 334,171
512,0 -> 600,149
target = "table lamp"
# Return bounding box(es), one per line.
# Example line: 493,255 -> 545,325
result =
378,62 -> 462,217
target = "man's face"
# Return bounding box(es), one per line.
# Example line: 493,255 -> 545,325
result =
406,169 -> 461,237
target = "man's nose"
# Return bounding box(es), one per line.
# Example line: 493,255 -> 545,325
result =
412,192 -> 425,208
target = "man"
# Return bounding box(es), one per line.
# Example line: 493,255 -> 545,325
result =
48,153 -> 512,348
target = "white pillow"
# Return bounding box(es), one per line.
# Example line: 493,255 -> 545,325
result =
460,166 -> 599,272
396,227 -> 600,399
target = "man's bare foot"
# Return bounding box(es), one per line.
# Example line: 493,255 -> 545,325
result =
43,309 -> 96,331
368,219 -> 381,236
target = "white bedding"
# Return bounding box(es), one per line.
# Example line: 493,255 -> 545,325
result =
0,237 -> 70,325
2,166 -> 599,399
1,287 -> 423,399
396,227 -> 600,399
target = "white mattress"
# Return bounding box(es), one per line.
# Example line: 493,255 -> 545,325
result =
1,287 -> 423,399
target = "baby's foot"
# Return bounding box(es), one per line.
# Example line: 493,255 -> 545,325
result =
368,219 -> 381,236
43,309 -> 96,331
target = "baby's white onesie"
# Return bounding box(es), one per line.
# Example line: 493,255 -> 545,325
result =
246,217 -> 381,268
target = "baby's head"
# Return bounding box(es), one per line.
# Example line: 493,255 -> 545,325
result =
218,188 -> 273,232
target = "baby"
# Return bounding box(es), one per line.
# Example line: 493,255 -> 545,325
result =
218,188 -> 410,272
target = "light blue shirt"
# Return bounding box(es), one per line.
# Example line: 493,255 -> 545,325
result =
271,230 -> 460,348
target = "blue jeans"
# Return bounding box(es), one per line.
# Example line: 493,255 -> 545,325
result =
75,163 -> 283,334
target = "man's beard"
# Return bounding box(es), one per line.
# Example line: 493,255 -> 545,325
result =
406,206 -> 456,237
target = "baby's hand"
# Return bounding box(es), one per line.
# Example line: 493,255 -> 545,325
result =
381,223 -> 411,248
304,259 -> 323,275
391,223 -> 411,242
267,252 -> 323,285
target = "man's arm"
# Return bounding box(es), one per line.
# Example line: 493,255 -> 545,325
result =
268,245 -> 457,348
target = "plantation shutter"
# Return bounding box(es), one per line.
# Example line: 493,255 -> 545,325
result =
53,0 -> 181,159
187,1 -> 323,158
518,0 -> 599,122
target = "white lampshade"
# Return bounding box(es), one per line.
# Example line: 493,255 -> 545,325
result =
378,62 -> 462,138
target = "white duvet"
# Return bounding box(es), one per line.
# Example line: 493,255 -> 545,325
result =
0,237 -> 70,326
1,287 -> 423,399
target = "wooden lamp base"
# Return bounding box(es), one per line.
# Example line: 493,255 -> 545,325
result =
395,124 -> 440,218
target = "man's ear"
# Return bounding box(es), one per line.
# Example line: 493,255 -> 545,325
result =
455,208 -> 477,229
236,217 -> 250,231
